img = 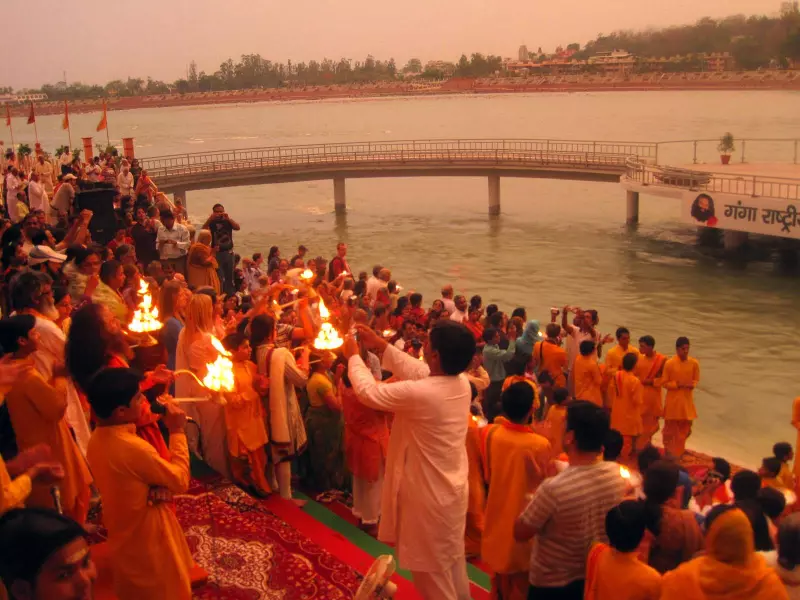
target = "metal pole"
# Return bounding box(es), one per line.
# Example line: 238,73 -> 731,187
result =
741,140 -> 746,163
794,140 -> 798,165
693,141 -> 697,164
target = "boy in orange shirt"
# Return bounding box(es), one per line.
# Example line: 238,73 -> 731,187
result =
481,382 -> 552,600
609,353 -> 643,465
222,333 -> 271,496
585,500 -> 661,600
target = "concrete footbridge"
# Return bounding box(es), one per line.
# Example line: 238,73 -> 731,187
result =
139,138 -> 658,215
139,137 -> 800,249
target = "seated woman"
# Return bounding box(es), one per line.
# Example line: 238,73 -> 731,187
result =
92,260 -> 129,323
186,230 -> 220,293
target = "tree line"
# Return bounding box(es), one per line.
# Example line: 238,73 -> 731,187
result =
10,7 -> 800,101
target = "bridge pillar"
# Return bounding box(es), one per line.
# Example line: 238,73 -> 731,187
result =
172,189 -> 187,210
626,191 -> 640,224
488,175 -> 501,216
333,177 -> 346,214
723,230 -> 748,253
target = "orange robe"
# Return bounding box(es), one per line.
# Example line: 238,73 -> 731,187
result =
533,340 -> 568,388
465,416 -> 486,557
87,424 -> 193,600
341,386 -> 389,481
585,543 -> 661,600
224,361 -> 271,494
661,356 -> 700,458
604,344 -> 640,378
0,455 -> 31,514
481,417 -> 551,600
634,352 -> 665,449
610,370 -> 644,461
5,369 -> 92,523
574,354 -> 605,407
544,404 -> 567,455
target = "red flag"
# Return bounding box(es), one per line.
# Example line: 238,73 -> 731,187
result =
62,100 -> 70,130
96,100 -> 107,132
4,104 -> 10,127
27,101 -> 35,125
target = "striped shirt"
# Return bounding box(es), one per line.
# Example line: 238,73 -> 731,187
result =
519,460 -> 625,588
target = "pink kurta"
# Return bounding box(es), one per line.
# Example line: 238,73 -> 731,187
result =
348,346 -> 470,573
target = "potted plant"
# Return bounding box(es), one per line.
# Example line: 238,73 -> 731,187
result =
55,145 -> 70,158
717,132 -> 735,165
17,143 -> 32,158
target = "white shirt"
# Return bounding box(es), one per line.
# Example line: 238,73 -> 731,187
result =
366,276 -> 384,307
450,309 -> 466,323
442,297 -> 456,314
348,346 -> 470,572
117,171 -> 134,196
28,179 -> 47,211
59,153 -> 73,168
86,164 -> 101,182
5,173 -> 19,203
566,327 -> 602,370
156,223 -> 190,259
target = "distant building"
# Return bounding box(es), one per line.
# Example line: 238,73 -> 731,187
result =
703,52 -> 733,72
588,50 -> 636,74
518,45 -> 529,61
0,92 -> 48,104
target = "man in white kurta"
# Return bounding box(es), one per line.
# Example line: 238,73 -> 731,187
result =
345,322 -> 476,600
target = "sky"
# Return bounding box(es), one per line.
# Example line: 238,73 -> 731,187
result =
5,0 -> 779,89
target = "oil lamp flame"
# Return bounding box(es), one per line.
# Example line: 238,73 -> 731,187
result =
203,336 -> 235,392
318,298 -> 330,320
619,466 -> 631,480
313,322 -> 343,350
128,279 -> 163,333
300,269 -> 314,280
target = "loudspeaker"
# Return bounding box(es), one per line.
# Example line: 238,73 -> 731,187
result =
75,188 -> 118,246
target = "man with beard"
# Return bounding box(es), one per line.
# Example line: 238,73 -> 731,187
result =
9,271 -> 91,455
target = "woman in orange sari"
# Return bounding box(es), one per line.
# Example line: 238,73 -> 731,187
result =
661,506 -> 788,600
186,230 -> 220,293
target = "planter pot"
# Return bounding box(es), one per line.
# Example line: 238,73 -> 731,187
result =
720,154 -> 731,165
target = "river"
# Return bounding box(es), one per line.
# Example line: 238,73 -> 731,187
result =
26,90 -> 800,467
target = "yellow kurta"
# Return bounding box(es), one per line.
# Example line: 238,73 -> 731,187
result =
574,354 -> 604,406
661,356 -> 700,421
634,352 -> 665,420
604,344 -> 640,378
87,424 -> 193,600
225,361 -> 269,454
610,371 -> 644,436
481,417 -> 551,575
5,370 -> 92,517
585,543 -> 661,600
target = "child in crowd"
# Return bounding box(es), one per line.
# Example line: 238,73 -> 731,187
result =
340,370 -> 389,535
222,333 -> 271,496
544,387 -> 569,455
481,382 -> 552,600
584,500 -> 661,600
774,442 -> 796,491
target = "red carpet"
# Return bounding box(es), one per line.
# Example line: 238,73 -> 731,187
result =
180,479 -> 363,599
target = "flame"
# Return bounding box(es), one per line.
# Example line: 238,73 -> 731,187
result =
312,298 -> 342,350
314,322 -> 343,350
301,269 -> 314,280
318,298 -> 330,320
382,329 -> 396,338
419,348 -> 425,361
619,466 -> 631,480
203,336 -> 235,392
128,279 -> 163,333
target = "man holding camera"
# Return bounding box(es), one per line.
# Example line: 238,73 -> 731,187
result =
202,203 -> 240,295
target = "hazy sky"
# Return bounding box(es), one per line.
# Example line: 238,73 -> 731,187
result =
6,0 -> 778,89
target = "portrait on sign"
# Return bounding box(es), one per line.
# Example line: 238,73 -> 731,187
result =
690,193 -> 718,227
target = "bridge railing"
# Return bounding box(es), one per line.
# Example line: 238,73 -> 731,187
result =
625,158 -> 800,201
655,138 -> 800,166
139,138 -> 657,178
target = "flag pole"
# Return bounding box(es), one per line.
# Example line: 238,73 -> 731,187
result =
6,105 -> 15,150
105,101 -> 111,147
31,101 -> 39,144
65,100 -> 72,149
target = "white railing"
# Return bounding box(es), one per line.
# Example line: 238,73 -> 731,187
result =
624,158 -> 800,201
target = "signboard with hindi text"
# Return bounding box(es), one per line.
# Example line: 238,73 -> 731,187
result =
682,191 -> 800,240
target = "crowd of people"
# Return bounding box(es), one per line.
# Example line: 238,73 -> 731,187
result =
0,146 -> 800,600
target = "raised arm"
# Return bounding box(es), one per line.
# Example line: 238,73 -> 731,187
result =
128,432 -> 190,493
381,344 -> 431,381
347,354 -> 421,412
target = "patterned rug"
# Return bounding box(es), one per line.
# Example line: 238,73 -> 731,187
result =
180,479 -> 362,599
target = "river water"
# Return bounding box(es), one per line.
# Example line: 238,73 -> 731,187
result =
27,90 -> 800,467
